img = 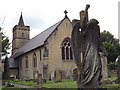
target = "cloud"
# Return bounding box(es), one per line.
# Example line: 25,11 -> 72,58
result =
24,14 -> 46,29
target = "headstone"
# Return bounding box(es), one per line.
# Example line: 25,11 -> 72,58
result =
54,70 -> 62,82
50,71 -> 55,80
38,73 -> 42,88
115,56 -> 120,83
33,71 -> 38,82
66,70 -> 73,79
100,52 -> 108,81
73,68 -> 79,81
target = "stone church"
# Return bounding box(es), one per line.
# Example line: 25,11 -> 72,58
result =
9,10 -> 108,81
9,11 -> 77,80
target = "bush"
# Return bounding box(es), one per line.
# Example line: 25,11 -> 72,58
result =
108,62 -> 116,70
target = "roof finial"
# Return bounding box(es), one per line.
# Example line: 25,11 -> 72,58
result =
64,10 -> 68,18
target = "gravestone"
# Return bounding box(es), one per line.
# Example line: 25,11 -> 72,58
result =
100,52 -> 108,81
115,56 -> 120,83
54,70 -> 62,82
38,73 -> 42,88
73,68 -> 79,81
51,70 -> 66,81
33,71 -> 38,82
50,71 -> 55,80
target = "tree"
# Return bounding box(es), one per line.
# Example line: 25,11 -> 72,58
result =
0,28 -> 11,58
100,30 -> 120,63
2,56 -> 9,79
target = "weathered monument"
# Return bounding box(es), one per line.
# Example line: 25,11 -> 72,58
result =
71,4 -> 106,88
115,55 -> 120,84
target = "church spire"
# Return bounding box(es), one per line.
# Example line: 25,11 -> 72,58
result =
18,12 -> 24,26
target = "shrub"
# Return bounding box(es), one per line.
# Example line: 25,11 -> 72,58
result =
108,62 -> 116,70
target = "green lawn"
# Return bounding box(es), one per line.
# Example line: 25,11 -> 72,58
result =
102,83 -> 120,88
4,79 -> 36,86
1,85 -> 20,90
0,85 -> 2,89
108,74 -> 117,81
2,77 -> 120,89
101,74 -> 120,89
42,79 -> 77,88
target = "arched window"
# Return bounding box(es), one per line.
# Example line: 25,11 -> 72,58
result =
25,56 -> 28,68
43,47 -> 48,60
33,52 -> 37,67
40,49 -> 42,61
61,37 -> 73,60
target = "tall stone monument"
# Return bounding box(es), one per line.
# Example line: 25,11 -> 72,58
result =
115,56 -> 120,84
71,4 -> 107,88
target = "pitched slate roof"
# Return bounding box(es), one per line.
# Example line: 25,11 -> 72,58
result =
13,19 -> 64,58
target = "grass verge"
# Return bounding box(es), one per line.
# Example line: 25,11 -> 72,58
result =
2,76 -> 120,89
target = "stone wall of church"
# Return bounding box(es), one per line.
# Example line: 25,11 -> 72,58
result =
44,18 -> 77,80
9,69 -> 18,78
19,47 -> 44,79
18,18 -> 77,80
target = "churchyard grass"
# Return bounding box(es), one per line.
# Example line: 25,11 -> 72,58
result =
1,85 -> 20,89
42,79 -> 77,88
108,74 -> 117,81
2,77 -> 120,88
101,74 -> 120,88
4,79 -> 77,88
0,85 -> 2,89
102,83 -> 120,88
4,79 -> 36,86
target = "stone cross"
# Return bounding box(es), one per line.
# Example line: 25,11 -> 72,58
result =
64,10 -> 68,17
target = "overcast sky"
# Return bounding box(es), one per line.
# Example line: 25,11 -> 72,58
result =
0,0 -> 119,44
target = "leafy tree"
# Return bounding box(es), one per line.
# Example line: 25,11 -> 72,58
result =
0,28 -> 11,58
2,56 -> 9,79
100,30 -> 120,63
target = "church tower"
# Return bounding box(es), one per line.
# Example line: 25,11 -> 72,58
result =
12,13 -> 30,54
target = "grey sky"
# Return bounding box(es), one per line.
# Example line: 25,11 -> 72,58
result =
0,0 -> 119,43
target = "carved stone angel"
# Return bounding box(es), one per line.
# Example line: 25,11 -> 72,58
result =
71,4 -> 105,88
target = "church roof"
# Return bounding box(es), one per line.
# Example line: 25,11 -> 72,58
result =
18,12 -> 24,26
13,17 -> 69,58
